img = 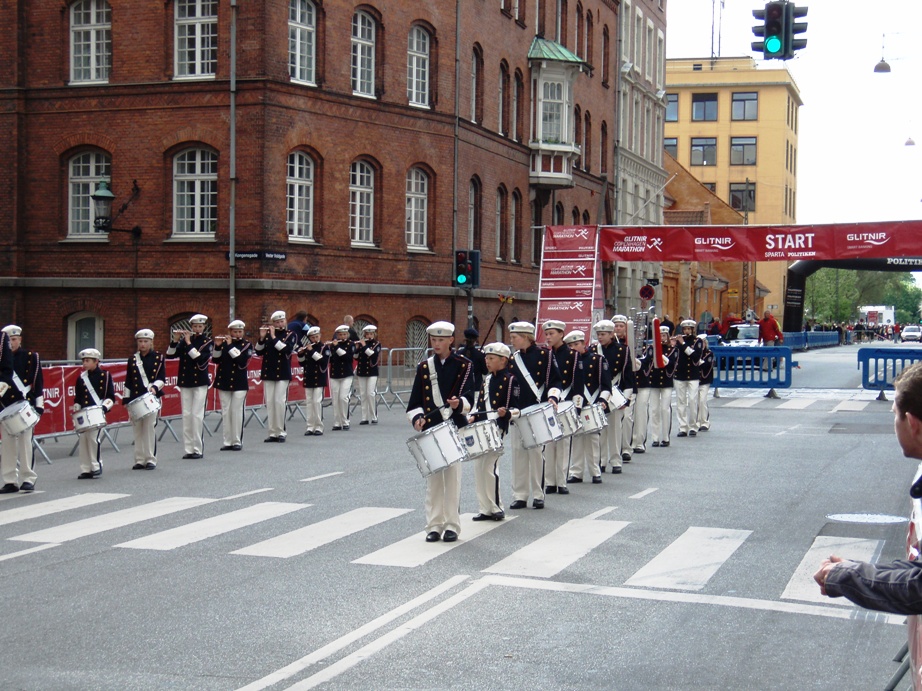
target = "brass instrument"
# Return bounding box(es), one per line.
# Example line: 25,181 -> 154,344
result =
628,306 -> 655,370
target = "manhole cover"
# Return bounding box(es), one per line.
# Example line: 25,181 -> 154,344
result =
826,513 -> 907,524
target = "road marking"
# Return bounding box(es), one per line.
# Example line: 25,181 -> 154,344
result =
222,488 -> 274,501
781,536 -> 883,605
0,490 -> 45,502
832,400 -> 870,413
625,526 -> 752,590
723,399 -> 762,408
116,502 -> 308,551
776,399 -> 815,410
353,513 -> 512,568
0,492 -> 129,528
0,543 -> 60,562
300,472 -> 344,483
9,497 -> 216,544
232,507 -> 411,558
236,575 -> 470,691
484,519 -> 630,578
630,488 -> 658,500
585,506 -> 618,520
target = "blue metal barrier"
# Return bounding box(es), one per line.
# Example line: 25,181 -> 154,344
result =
712,346 -> 796,391
783,332 -> 806,350
857,347 -> 922,398
806,332 -> 840,348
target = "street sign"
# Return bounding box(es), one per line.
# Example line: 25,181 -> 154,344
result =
639,285 -> 655,300
646,278 -> 660,286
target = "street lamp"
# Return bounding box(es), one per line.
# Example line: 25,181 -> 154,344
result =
91,180 -> 142,238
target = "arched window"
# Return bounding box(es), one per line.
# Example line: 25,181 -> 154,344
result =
468,177 -> 482,249
601,25 -> 610,86
495,186 -> 507,260
406,319 -> 429,361
498,62 -> 510,135
287,151 -> 314,240
554,202 -> 564,225
68,151 -> 111,236
70,0 -> 111,84
582,209 -> 590,224
350,160 -> 375,245
289,0 -> 316,84
574,105 -> 582,168
583,110 -> 592,173
510,190 -> 521,263
512,70 -> 524,142
571,207 -> 579,224
67,311 -> 104,360
600,120 -> 609,174
407,25 -> 430,107
405,167 -> 429,249
470,45 -> 484,123
351,11 -> 376,96
173,148 -> 218,236
575,3 -> 583,58
585,11 -> 593,66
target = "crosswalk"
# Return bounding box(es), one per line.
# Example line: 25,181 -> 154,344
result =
709,391 -> 883,413
0,490 -> 893,610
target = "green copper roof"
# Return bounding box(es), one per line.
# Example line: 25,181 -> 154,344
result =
528,36 -> 585,64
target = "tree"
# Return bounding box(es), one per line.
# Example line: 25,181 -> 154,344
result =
804,268 -> 859,323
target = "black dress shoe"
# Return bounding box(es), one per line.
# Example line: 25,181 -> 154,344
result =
567,476 -> 583,483
599,466 -> 607,473
232,444 -> 242,451
592,476 -> 602,484
532,499 -> 544,509
699,426 -> 709,432
621,452 -> 632,462
442,530 -> 458,542
612,466 -> 623,474
689,430 -> 697,437
359,420 -> 370,425
661,440 -> 670,447
546,485 -> 558,494
277,437 -> 286,443
77,472 -> 95,479
313,431 -> 323,436
19,482 -> 34,492
491,511 -> 505,520
332,426 -> 342,431
472,513 -> 493,521
652,441 -> 661,447
509,500 -> 528,510
342,426 -> 350,431
371,420 -> 378,424
304,431 -> 314,436
92,467 -> 103,477
146,463 -> 156,470
132,463 -> 146,470
264,437 -> 278,443
221,445 -> 235,450
182,453 -> 197,459
557,487 -> 570,495
677,431 -> 688,438
633,447 -> 645,454
425,531 -> 441,542
0,483 -> 19,493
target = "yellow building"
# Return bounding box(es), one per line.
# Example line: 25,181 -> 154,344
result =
664,56 -> 802,323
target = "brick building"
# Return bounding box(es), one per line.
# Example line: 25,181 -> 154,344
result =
1,0 -> 666,359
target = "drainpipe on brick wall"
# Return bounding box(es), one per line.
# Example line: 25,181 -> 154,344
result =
228,0 -> 238,321
450,0 -> 461,326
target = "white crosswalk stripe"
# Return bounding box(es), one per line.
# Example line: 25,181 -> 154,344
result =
781,536 -> 883,605
0,492 -> 128,528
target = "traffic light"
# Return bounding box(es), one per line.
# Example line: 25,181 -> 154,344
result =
784,3 -> 808,60
454,249 -> 481,289
752,2 -> 786,60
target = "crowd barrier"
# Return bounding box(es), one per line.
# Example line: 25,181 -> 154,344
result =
712,346 -> 795,396
856,347 -> 922,399
781,331 -> 843,351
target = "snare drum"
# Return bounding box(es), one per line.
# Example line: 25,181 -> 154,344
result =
610,387 -> 629,410
555,400 -> 582,438
576,403 -> 609,435
127,392 -> 162,421
72,405 -> 107,433
406,421 -> 470,478
460,419 -> 503,459
0,400 -> 40,436
515,402 -> 563,449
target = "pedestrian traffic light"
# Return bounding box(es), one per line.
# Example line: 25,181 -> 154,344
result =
784,3 -> 808,60
752,2 -> 786,60
454,250 -> 473,288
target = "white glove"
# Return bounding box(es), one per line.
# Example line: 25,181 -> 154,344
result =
336,348 -> 346,356
0,382 -> 8,397
72,403 -> 82,412
229,347 -> 241,358
312,351 -> 323,361
685,346 -> 694,356
102,398 -> 114,411
572,395 -> 584,409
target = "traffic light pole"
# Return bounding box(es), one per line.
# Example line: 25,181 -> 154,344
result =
466,288 -> 474,329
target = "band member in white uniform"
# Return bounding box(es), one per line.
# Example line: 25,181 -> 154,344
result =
565,330 -> 613,484
167,314 -> 213,459
329,325 -> 355,431
297,326 -> 330,436
256,310 -> 297,442
73,349 -> 115,479
124,329 -> 166,469
355,324 -> 381,425
594,318 -> 634,474
0,325 -> 43,493
696,335 -> 714,432
673,319 -> 705,438
647,326 -> 678,447
543,319 -> 576,495
406,321 -> 474,543
467,342 -> 515,521
212,320 -> 252,451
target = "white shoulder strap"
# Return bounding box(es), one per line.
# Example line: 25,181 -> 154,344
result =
80,371 -> 104,406
512,351 -> 543,400
135,352 -> 151,390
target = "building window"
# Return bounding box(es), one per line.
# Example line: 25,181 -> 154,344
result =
175,0 -> 217,78
600,121 -> 608,174
289,0 -> 316,85
575,4 -> 583,58
173,148 -> 217,235
406,318 -> 428,356
495,187 -> 507,260
468,177 -> 482,249
730,137 -> 757,166
691,93 -> 717,121
554,202 -> 564,224
665,93 -> 678,122
407,26 -> 430,107
286,151 -> 314,240
732,92 -> 758,121
68,312 -> 104,360
351,11 -> 375,97
471,46 -> 484,123
498,63 -> 509,134
405,167 -> 428,249
664,137 -> 677,158
730,183 -> 756,212
702,182 -> 716,193
557,0 -> 569,46
512,71 -> 523,141
350,160 -> 375,245
68,151 -> 111,236
532,200 -> 542,265
510,191 -> 521,263
70,0 -> 111,84
571,207 -> 579,224
601,25 -> 610,85
541,81 -> 564,142
585,12 -> 593,66
583,110 -> 592,173
690,137 -> 716,166
574,105 -> 582,167
582,209 -> 590,225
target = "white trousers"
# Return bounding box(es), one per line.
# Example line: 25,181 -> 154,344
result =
622,396 -> 636,451
673,379 -> 700,434
218,389 -> 247,446
263,380 -> 289,439
696,383 -> 711,430
601,405 -> 630,468
0,427 -> 36,485
77,428 -> 102,474
544,436 -> 571,488
510,423 -> 545,502
631,388 -> 652,450
570,431 -> 602,480
650,388 -> 673,443
357,376 -> 378,422
304,387 -> 324,433
473,450 -> 503,515
426,462 -> 461,534
180,385 -> 208,454
131,413 -> 158,466
330,377 -> 353,428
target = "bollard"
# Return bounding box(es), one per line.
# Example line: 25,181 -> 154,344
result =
877,389 -> 888,402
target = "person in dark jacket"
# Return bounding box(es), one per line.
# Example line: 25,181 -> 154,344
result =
0,325 -> 43,493
166,313 -> 213,459
354,324 -> 381,425
73,348 -> 115,479
213,319 -> 252,451
298,326 -> 330,436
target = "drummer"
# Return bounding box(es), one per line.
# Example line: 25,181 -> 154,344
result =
0,325 -> 44,494
73,349 -> 115,479
467,342 -> 516,521
565,330 -> 613,485
124,329 -> 166,470
406,321 -> 474,543
542,319 -> 576,496
507,321 -> 562,510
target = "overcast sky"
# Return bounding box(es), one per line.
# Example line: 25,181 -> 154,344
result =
665,0 -> 922,226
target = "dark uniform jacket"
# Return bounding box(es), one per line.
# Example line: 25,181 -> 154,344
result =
329,337 -> 355,380
1,347 -> 44,414
573,348 -> 613,410
636,343 -> 678,389
698,349 -> 715,386
354,339 -> 381,377
455,343 -> 487,390
509,343 -> 562,408
124,350 -> 166,403
0,333 -> 13,391
74,367 -> 115,410
406,351 -> 474,432
597,339 -> 636,393
551,344 -> 578,401
166,334 -> 213,387
256,328 -> 297,381
212,338 -> 252,392
298,340 -> 330,388
469,367 -> 515,434
673,334 -> 705,382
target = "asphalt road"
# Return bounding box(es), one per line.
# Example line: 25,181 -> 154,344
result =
0,347 -> 916,690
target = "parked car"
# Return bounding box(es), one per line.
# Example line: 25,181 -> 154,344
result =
903,325 -> 922,342
723,323 -> 761,347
